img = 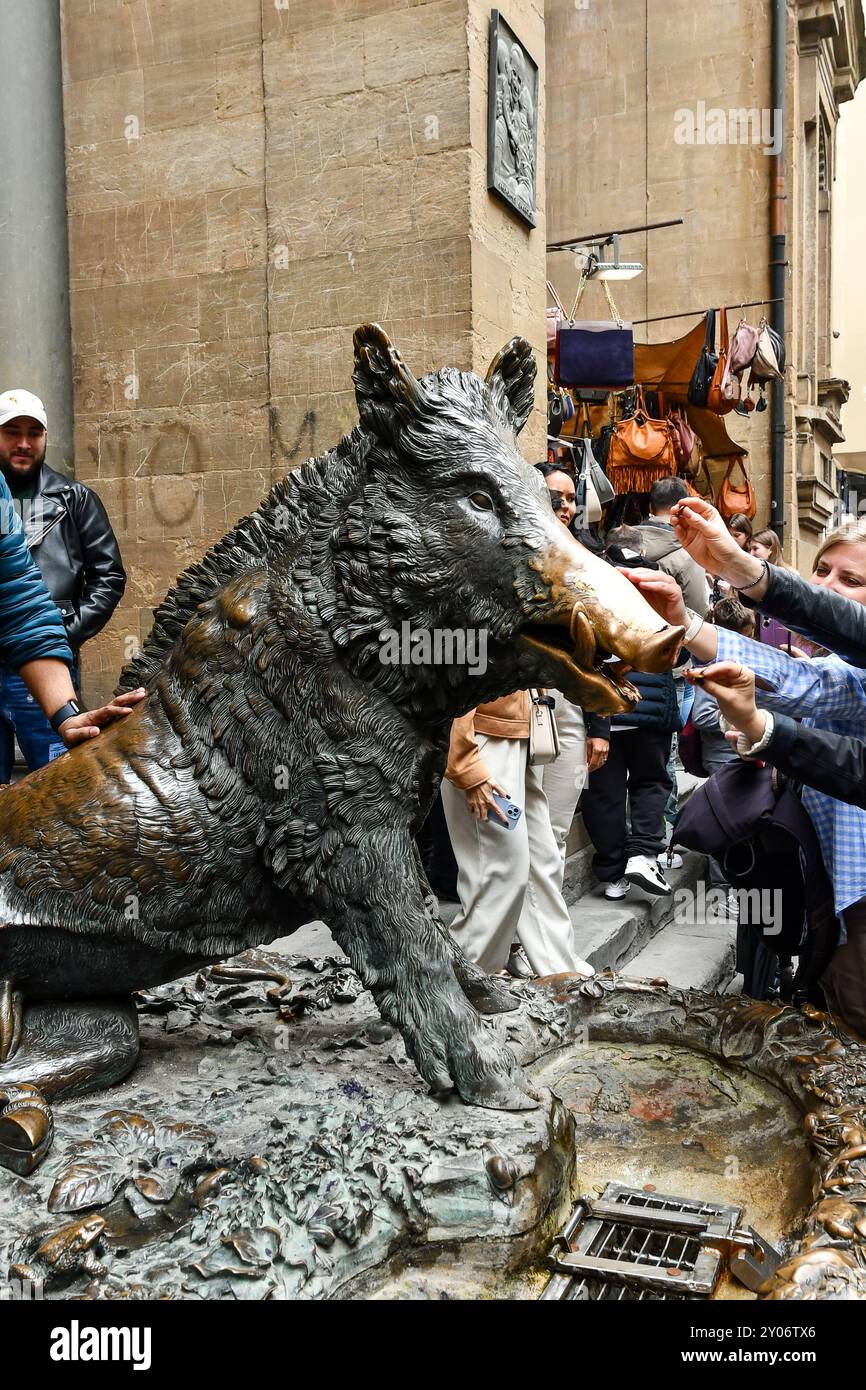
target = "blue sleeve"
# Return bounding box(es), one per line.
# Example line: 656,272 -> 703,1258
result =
690,683 -> 721,730
0,476 -> 73,669
714,627 -> 866,720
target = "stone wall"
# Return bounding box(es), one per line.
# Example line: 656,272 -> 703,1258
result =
61,0 -> 547,702
833,82 -> 866,474
61,0 -> 269,702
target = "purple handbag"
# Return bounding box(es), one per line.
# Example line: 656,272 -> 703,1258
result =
555,319 -> 635,389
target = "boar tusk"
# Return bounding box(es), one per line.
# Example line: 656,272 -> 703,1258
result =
569,604 -> 596,670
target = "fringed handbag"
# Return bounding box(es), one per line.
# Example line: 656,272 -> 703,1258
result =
606,388 -> 677,494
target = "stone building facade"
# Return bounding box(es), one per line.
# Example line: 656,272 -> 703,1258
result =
5,0 -> 859,703
59,0 -> 546,701
546,0 -> 865,572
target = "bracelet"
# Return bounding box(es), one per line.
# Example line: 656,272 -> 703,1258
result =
736,558 -> 770,594
49,698 -> 80,733
682,610 -> 705,645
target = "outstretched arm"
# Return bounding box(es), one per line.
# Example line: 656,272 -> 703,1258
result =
669,496 -> 866,666
17,658 -> 146,747
712,627 -> 866,721
695,661 -> 866,809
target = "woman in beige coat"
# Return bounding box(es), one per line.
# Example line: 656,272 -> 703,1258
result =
441,691 -> 594,978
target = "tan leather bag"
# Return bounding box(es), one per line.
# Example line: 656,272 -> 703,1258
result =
606,388 -> 677,493
706,309 -> 739,414
717,456 -> 756,520
691,455 -> 715,501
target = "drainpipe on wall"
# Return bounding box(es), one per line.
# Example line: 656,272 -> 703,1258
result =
0,0 -> 74,473
770,0 -> 787,542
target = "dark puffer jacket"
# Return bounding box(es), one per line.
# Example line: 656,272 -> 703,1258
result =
607,549 -> 681,733
611,668 -> 681,732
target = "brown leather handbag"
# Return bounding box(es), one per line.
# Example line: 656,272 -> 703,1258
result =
669,406 -> 697,472
691,455 -> 715,501
606,388 -> 677,493
706,309 -> 739,414
717,456 -> 756,520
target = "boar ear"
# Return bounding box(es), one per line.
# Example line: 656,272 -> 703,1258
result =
353,323 -> 424,441
486,337 -> 537,435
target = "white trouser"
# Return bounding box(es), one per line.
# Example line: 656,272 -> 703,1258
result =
440,733 -> 589,977
535,695 -> 587,889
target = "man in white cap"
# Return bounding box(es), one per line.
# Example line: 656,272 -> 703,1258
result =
0,388 -> 127,777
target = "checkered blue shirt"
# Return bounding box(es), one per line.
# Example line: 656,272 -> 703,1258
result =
713,629 -> 866,923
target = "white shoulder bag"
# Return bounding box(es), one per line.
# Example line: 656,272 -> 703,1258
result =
528,690 -> 561,766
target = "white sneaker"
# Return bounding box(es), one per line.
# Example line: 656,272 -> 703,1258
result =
657,850 -> 683,870
625,854 -> 673,896
604,877 -> 631,900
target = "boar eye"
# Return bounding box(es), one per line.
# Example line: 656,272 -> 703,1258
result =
469,491 -> 495,512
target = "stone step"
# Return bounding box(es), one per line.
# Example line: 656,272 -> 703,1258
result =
625,908 -> 738,992
569,850 -> 706,973
562,767 -> 703,906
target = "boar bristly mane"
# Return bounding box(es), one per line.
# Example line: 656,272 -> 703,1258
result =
118,327 -> 547,730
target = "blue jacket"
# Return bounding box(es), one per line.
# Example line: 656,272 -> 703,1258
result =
611,668 -> 681,732
0,473 -> 73,671
606,548 -> 680,733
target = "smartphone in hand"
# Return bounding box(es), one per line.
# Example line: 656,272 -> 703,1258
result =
487,792 -> 523,830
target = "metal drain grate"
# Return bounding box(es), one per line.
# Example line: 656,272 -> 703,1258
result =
542,1183 -> 753,1300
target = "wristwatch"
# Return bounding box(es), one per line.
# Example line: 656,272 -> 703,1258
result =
49,698 -> 81,733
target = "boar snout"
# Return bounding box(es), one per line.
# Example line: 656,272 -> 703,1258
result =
520,527 -> 685,714
582,610 -> 685,674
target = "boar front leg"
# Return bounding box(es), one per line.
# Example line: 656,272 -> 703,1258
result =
410,843 -> 519,1016
322,837 -> 537,1111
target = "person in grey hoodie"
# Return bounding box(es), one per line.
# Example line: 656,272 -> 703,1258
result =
637,477 -> 711,614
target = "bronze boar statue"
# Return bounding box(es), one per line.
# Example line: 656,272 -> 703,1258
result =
0,326 -> 682,1145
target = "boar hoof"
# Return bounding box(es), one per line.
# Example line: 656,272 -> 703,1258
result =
461,976 -> 521,1016
449,1038 -> 539,1112
459,1071 -> 539,1112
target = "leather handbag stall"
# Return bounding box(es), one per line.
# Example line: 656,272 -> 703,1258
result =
547,280 -> 564,350
576,451 -> 603,524
669,406 -> 697,471
728,318 -> 760,376
717,456 -> 757,519
556,321 -> 635,389
751,317 -> 786,381
576,407 -> 616,506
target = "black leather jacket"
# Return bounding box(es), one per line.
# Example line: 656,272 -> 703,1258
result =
740,565 -> 866,807
17,463 -> 126,652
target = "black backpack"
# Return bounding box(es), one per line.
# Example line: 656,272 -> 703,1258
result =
672,760 -> 839,1002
